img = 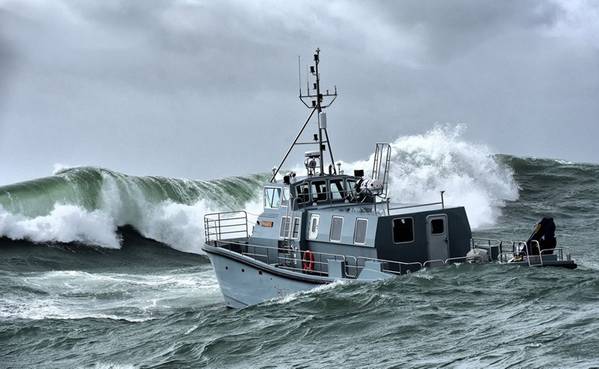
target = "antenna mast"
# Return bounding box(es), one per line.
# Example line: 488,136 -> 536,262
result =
270,48 -> 338,182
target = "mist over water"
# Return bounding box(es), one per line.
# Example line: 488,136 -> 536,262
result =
2,128 -> 599,368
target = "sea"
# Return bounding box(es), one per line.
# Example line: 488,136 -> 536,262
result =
2,127 -> 599,368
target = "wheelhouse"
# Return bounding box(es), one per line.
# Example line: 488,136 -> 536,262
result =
289,175 -> 362,209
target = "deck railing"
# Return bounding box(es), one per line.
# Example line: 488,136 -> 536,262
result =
471,238 -> 568,265
207,239 -> 477,279
204,211 -> 249,242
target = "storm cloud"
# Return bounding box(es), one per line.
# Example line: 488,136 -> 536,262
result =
0,0 -> 598,184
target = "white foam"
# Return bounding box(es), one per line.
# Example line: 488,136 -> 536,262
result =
83,363 -> 137,369
272,279 -> 348,305
0,268 -> 220,322
0,204 -> 121,248
52,162 -> 83,174
341,125 -> 519,229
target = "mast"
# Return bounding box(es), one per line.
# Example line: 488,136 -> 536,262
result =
270,48 -> 338,182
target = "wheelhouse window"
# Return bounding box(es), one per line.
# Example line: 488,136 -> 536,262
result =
264,187 -> 282,208
329,179 -> 345,201
280,216 -> 291,238
291,217 -> 301,239
330,216 -> 344,242
431,218 -> 445,234
354,218 -> 368,245
281,187 -> 290,207
295,183 -> 310,205
393,217 -> 414,243
311,180 -> 328,203
345,179 -> 358,201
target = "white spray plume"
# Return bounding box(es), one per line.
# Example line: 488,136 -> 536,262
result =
341,125 -> 519,228
0,204 -> 121,248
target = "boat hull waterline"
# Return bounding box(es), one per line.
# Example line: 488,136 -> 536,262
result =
203,244 -> 575,308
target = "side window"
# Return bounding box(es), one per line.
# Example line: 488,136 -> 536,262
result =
291,217 -> 301,239
393,217 -> 414,243
308,214 -> 320,240
264,188 -> 281,208
354,218 -> 368,245
280,216 -> 291,238
330,216 -> 344,242
431,219 -> 445,234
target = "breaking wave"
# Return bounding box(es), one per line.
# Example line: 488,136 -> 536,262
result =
0,169 -> 265,253
338,125 -> 519,228
360,125 -> 518,228
0,127 -> 519,251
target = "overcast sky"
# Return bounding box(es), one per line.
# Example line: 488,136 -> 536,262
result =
0,0 -> 598,185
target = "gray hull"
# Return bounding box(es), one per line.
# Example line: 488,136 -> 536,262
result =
204,243 -> 577,308
204,245 -> 335,308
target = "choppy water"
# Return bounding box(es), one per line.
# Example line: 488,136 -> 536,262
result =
2,129 -> 599,368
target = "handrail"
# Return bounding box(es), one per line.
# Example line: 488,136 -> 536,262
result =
358,256 -> 422,275
210,239 -> 350,276
207,236 -> 567,281
388,201 -> 444,211
204,211 -> 249,242
291,185 -> 446,215
471,237 -> 568,264
208,239 -> 426,277
423,259 -> 445,268
444,256 -> 468,264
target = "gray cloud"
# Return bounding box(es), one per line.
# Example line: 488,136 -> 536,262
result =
0,0 -> 598,185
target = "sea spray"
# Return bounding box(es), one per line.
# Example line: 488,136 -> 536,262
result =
340,125 -> 519,228
0,204 -> 121,248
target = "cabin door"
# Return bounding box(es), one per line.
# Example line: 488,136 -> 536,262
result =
426,214 -> 449,263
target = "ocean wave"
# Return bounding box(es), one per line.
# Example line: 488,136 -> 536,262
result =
0,169 -> 264,253
0,127 -> 528,250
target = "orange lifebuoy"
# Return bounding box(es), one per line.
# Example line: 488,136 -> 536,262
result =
302,250 -> 315,272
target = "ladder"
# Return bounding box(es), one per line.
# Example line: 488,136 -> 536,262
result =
372,143 -> 392,199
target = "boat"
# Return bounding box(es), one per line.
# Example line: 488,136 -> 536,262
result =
202,49 -> 576,309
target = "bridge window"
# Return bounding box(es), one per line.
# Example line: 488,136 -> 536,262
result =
329,179 -> 344,201
264,187 -> 281,208
393,217 -> 414,243
311,180 -> 328,202
330,216 -> 344,242
280,216 -> 291,238
346,179 -> 357,201
292,217 -> 301,239
295,183 -> 310,205
281,187 -> 290,207
354,218 -> 368,245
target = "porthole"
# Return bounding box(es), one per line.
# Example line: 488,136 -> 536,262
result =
258,270 -> 263,275
241,268 -> 245,272
225,266 -> 228,270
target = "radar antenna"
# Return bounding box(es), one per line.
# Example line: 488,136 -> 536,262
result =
270,48 -> 338,182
